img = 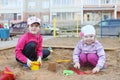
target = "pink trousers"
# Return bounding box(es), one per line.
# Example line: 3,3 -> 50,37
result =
79,53 -> 98,67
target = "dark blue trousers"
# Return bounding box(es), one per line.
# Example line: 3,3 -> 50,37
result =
16,41 -> 50,63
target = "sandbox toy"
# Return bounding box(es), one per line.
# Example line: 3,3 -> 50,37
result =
0,67 -> 15,80
30,61 -> 40,70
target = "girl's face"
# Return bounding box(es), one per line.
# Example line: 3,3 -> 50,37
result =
28,23 -> 40,34
82,34 -> 95,45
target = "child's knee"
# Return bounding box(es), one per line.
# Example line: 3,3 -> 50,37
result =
42,49 -> 51,59
43,49 -> 50,55
87,54 -> 98,61
28,42 -> 36,48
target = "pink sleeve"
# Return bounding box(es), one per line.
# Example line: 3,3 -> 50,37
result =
36,35 -> 43,57
15,35 -> 27,63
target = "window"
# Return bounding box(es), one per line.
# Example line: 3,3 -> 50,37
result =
2,0 -> 8,6
116,0 -> 120,3
3,13 -> 18,20
52,12 -> 74,21
102,13 -> 111,20
62,13 -> 66,20
103,15 -> 109,20
14,13 -> 17,20
42,1 -> 49,9
17,0 -> 22,7
62,0 -> 66,5
28,2 -> 36,9
43,15 -> 49,22
17,13 -> 21,20
52,0 -> 56,4
101,0 -> 111,4
87,15 -> 90,21
52,0 -> 74,7
67,0 -> 73,5
106,0 -> 110,3
2,0 -> 21,7
66,12 -> 72,20
56,13 -> 61,20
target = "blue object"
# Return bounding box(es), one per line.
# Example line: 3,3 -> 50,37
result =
48,47 -> 52,50
99,19 -> 120,37
100,20 -> 102,38
23,64 -> 29,68
0,28 -> 10,39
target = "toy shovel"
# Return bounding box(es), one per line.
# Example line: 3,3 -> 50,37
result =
56,60 -> 70,63
70,68 -> 85,75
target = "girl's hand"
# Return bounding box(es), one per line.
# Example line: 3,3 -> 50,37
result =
74,62 -> 80,69
37,57 -> 42,65
92,66 -> 100,73
27,59 -> 32,67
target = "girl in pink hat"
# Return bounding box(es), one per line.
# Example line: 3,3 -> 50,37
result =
73,25 -> 106,73
15,16 -> 50,68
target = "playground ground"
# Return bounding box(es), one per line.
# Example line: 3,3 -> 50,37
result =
0,37 -> 120,80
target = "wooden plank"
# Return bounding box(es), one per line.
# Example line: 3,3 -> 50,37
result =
43,45 -> 117,51
104,48 -> 117,51
43,45 -> 74,49
0,44 -> 117,51
0,46 -> 15,51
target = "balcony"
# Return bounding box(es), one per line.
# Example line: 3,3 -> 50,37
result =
83,4 -> 115,11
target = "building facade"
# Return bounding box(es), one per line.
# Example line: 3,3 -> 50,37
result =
0,0 -> 23,23
0,0 -> 120,26
23,0 -> 50,23
82,0 -> 120,25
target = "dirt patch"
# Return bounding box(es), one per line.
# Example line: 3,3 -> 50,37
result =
0,37 -> 120,80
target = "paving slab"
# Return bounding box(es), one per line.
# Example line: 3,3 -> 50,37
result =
0,38 -> 18,50
0,35 -> 53,51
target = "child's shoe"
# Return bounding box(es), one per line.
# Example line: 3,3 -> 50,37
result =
23,64 -> 29,69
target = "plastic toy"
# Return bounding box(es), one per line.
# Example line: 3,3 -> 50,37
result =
47,62 -> 56,72
48,47 -> 53,52
70,68 -> 85,75
56,60 -> 70,63
63,70 -> 74,76
30,61 -> 40,70
0,66 -> 15,80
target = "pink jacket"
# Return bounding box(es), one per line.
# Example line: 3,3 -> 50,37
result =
15,32 -> 42,63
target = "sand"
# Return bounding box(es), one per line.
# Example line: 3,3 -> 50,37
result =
0,37 -> 120,80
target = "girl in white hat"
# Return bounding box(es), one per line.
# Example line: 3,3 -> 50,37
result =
73,25 -> 106,73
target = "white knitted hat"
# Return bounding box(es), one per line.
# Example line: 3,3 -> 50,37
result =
27,16 -> 41,25
80,25 -> 96,36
